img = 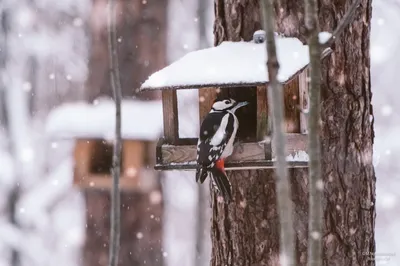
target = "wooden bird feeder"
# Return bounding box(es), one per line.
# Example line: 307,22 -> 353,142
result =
46,99 -> 163,191
140,34 -> 320,171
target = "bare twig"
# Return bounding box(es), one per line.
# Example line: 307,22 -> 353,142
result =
321,47 -> 333,60
260,0 -> 295,265
321,0 -> 362,49
195,0 -> 210,265
304,0 -> 323,264
107,0 -> 122,265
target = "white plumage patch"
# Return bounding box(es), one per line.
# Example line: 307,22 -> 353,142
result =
210,113 -> 230,146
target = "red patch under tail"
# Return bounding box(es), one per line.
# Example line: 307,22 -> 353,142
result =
215,159 -> 225,174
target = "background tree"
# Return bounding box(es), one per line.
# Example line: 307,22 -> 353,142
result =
211,0 -> 375,265
82,0 -> 167,266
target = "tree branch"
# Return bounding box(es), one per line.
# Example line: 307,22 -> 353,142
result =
321,0 -> 362,50
195,1 -> 210,265
304,0 -> 323,264
260,0 -> 295,265
107,0 -> 122,265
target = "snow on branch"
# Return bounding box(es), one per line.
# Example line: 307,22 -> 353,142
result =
260,0 -> 295,265
320,0 -> 362,51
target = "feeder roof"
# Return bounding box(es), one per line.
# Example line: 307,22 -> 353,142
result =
141,34 -> 330,91
46,99 -> 163,141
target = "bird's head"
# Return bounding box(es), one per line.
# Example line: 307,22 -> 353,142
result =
211,98 -> 249,112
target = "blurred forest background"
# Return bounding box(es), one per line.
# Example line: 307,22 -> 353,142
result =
0,0 -> 398,266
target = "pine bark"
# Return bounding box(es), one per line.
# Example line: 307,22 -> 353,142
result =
211,0 -> 375,265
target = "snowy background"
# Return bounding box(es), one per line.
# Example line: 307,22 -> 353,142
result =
0,0 -> 399,266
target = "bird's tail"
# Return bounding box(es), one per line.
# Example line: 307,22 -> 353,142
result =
196,167 -> 208,184
210,167 -> 232,202
196,166 -> 232,202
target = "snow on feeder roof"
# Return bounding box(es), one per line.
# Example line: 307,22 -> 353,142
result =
46,99 -> 163,141
141,35 -> 311,91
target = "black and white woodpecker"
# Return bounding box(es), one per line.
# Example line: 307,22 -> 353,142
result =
195,98 -> 248,202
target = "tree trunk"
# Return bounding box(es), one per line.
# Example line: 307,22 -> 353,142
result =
83,190 -> 164,266
211,0 -> 375,265
82,0 -> 167,265
85,0 -> 167,101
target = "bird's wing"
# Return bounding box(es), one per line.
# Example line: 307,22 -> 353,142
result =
197,112 -> 234,167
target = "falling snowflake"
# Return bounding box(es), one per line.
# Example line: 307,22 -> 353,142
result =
20,147 -> 34,162
381,105 -> 392,116
136,232 -> 144,239
149,190 -> 162,205
315,180 -> 324,191
126,167 -> 138,178
73,17 -> 83,27
22,82 -> 32,92
310,231 -> 321,240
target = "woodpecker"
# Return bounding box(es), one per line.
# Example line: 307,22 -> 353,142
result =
195,97 -> 248,202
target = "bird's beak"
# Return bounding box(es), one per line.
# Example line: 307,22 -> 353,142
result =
232,101 -> 249,112
236,101 -> 249,108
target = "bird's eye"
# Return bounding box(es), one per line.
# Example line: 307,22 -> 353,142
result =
224,100 -> 230,104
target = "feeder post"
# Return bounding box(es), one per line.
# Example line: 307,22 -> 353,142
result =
256,85 -> 269,141
299,69 -> 310,134
162,90 -> 179,143
283,77 -> 301,133
198,87 -> 218,123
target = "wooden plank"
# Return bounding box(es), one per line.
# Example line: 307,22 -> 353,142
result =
299,69 -> 309,134
162,90 -> 179,143
156,138 -> 164,166
155,160 -> 308,171
158,134 -> 307,168
198,87 -> 218,123
73,139 -> 94,186
283,76 -> 301,133
123,140 -> 144,188
145,140 -> 157,166
271,133 -> 308,158
256,85 -> 272,160
161,141 -> 267,165
256,85 -> 269,140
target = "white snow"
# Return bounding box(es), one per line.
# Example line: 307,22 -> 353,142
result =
254,29 -> 266,35
45,99 -> 163,141
318,31 -> 332,45
15,158 -> 74,229
142,36 -> 312,89
0,151 -> 15,190
285,150 -> 310,162
271,150 -> 309,162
